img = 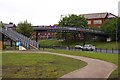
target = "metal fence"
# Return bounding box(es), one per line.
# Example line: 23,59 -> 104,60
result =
39,46 -> 120,54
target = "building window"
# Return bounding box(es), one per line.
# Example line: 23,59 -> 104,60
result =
87,20 -> 91,24
93,20 -> 102,24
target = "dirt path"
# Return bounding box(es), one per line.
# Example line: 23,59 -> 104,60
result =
3,50 -> 117,79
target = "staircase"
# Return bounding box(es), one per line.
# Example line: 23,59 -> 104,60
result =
0,27 -> 39,50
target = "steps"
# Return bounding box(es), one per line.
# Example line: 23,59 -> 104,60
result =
0,27 -> 39,50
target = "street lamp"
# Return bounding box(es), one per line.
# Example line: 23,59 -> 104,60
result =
116,17 -> 118,50
117,1 -> 120,53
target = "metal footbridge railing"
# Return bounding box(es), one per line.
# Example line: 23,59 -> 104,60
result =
0,27 -> 39,49
33,26 -> 105,35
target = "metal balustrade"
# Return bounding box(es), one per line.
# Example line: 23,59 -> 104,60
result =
0,27 -> 19,41
33,26 -> 105,35
8,28 -> 39,49
0,27 -> 39,49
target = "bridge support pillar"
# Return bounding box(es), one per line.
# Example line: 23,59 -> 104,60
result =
83,33 -> 86,46
10,40 -> 13,47
35,31 -> 38,42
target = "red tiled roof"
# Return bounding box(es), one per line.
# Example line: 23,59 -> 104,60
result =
81,12 -> 116,19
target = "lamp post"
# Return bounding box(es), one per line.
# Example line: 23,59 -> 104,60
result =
116,17 -> 118,51
117,1 -> 120,52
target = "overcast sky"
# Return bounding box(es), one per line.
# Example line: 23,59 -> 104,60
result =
0,0 -> 120,25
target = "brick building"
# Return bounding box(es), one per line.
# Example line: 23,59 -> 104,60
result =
32,26 -> 55,40
82,12 -> 116,27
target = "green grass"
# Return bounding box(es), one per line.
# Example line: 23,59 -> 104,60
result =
2,53 -> 87,78
90,42 -> 119,49
45,49 -> 119,78
0,51 -> 2,66
39,39 -> 62,46
39,39 -> 120,49
0,52 -> 1,77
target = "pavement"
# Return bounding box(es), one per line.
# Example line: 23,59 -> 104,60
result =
2,50 -> 117,79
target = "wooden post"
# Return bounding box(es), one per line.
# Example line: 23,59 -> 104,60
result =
0,41 -> 3,50
0,33 -> 3,50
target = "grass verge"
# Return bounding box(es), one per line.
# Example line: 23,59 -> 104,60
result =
2,53 -> 87,78
39,40 -> 120,49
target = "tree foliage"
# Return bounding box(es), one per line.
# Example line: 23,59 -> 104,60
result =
0,21 -> 5,28
58,14 -> 88,27
100,18 -> 120,41
57,14 -> 88,41
16,21 -> 33,38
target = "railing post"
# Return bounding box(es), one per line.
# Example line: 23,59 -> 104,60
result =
106,48 -> 107,53
95,48 -> 97,52
37,43 -> 39,49
112,48 -> 113,53
119,49 -> 120,54
27,38 -> 30,49
100,48 -> 101,52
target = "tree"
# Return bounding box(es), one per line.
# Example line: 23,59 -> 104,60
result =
58,14 -> 88,27
0,21 -> 5,28
100,18 -> 120,41
117,18 -> 120,41
16,21 -> 33,38
57,14 -> 88,41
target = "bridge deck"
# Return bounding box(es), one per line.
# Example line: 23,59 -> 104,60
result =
33,26 -> 106,35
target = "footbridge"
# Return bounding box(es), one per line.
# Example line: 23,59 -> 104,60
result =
0,27 -> 39,50
33,26 -> 107,42
33,26 -> 105,34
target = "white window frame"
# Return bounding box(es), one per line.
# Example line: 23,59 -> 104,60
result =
93,20 -> 102,24
87,20 -> 91,24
